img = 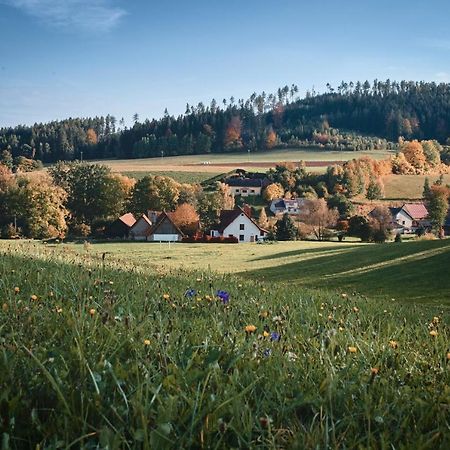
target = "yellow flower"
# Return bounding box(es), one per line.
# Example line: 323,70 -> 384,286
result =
263,331 -> 270,337
371,367 -> 379,375
389,340 -> 398,349
262,288 -> 266,292
30,295 -> 38,301
259,310 -> 268,318
14,287 -> 20,294
447,352 -> 450,360
429,330 -> 438,337
245,325 -> 257,334
328,314 -> 333,321
338,326 -> 344,331
432,316 -> 439,324
56,307 -> 63,313
144,339 -> 151,346
341,293 -> 348,299
353,307 -> 359,313
163,293 -> 170,300
89,308 -> 96,317
2,303 -> 8,312
348,346 -> 357,353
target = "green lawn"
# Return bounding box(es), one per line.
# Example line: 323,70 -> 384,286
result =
4,238 -> 449,306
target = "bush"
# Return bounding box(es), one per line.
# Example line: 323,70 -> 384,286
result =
70,222 -> 92,237
394,233 -> 402,243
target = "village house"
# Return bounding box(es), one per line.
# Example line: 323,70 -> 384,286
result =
225,177 -> 270,197
377,203 -> 430,234
270,198 -> 309,215
146,211 -> 184,242
106,213 -> 136,238
210,206 -> 268,242
129,214 -> 153,240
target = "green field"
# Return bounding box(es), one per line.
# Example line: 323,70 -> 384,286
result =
1,239 -> 449,448
6,238 -> 450,305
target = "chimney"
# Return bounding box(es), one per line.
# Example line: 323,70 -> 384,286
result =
242,204 -> 252,218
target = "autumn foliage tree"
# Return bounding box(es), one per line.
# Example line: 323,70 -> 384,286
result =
171,203 -> 199,236
263,183 -> 285,201
224,116 -> 243,150
298,198 -> 339,240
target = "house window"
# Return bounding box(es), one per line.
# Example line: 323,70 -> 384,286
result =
251,189 -> 255,193
242,189 -> 247,193
228,234 -> 234,238
239,224 -> 245,230
402,221 -> 405,225
239,235 -> 245,241
260,231 -> 265,236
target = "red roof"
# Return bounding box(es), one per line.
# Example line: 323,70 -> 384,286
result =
118,213 -> 136,228
403,203 -> 428,220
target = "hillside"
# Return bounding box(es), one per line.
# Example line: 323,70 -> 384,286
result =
1,240 -> 449,448
2,80 -> 450,164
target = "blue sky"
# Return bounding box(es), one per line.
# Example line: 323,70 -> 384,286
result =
1,0 -> 450,127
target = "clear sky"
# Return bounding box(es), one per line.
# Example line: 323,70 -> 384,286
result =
1,0 -> 450,127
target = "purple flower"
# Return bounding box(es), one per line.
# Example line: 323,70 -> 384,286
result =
270,332 -> 281,342
185,288 -> 196,298
216,290 -> 230,304
263,348 -> 272,358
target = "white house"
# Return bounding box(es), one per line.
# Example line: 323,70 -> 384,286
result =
210,207 -> 268,243
383,203 -> 430,233
129,214 -> 153,240
270,198 -> 309,215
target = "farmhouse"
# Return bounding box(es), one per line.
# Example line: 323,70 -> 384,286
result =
147,211 -> 184,242
270,198 -> 309,215
225,176 -> 270,197
210,206 -> 268,242
106,213 -> 136,238
129,214 -> 152,240
379,202 -> 430,233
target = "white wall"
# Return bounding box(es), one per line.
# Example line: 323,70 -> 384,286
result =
395,211 -> 413,229
223,213 -> 265,242
230,186 -> 262,197
148,234 -> 181,242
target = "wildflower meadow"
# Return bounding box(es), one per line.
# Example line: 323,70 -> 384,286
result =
0,242 -> 449,449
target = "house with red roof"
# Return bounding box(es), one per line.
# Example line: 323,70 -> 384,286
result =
106,213 -> 136,238
210,206 -> 268,243
375,202 -> 430,234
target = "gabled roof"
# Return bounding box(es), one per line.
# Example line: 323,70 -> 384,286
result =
118,213 -> 136,228
130,214 -> 152,231
215,206 -> 268,234
146,211 -> 184,237
403,203 -> 428,220
389,207 -> 414,221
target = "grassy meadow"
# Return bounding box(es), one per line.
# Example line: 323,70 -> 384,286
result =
28,238 -> 450,306
1,239 -> 449,448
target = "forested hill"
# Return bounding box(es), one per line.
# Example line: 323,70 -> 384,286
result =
2,80 -> 450,163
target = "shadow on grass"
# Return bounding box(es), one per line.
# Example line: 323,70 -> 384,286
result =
250,243 -> 360,262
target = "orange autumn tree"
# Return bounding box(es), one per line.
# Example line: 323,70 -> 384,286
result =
224,116 -> 243,150
86,128 -> 98,145
266,128 -> 277,149
171,203 -> 200,236
401,140 -> 427,171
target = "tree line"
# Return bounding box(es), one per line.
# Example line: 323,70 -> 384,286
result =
3,80 -> 450,163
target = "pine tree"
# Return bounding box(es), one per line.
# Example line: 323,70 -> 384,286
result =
423,177 -> 431,200
366,178 -> 383,200
275,213 -> 297,241
258,208 -> 269,229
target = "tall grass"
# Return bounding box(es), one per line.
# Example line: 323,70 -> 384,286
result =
0,243 -> 449,448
